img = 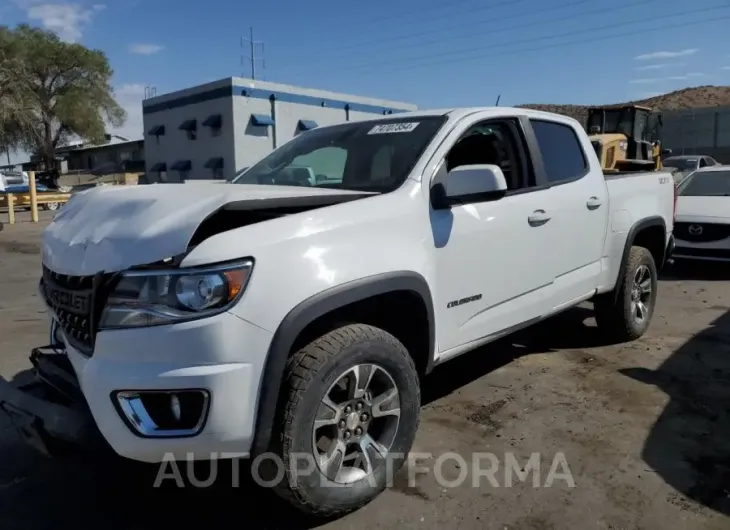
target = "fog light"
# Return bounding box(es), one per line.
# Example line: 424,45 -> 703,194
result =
170,394 -> 182,422
113,389 -> 209,438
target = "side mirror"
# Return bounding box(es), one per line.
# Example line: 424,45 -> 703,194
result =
431,164 -> 508,209
662,148 -> 672,156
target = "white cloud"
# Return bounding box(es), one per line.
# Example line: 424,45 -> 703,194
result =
109,83 -> 147,140
635,64 -> 668,71
634,49 -> 698,61
23,2 -> 106,42
129,43 -> 164,55
629,72 -> 704,84
721,66 -> 730,70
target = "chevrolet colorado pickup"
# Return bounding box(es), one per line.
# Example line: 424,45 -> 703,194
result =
0,107 -> 676,516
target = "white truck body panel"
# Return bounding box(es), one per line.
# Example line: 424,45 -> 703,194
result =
32,106 -> 675,462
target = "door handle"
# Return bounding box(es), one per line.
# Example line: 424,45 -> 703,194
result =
586,197 -> 602,210
528,209 -> 551,227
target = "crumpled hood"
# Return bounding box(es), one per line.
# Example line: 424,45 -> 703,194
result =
42,183 -> 370,275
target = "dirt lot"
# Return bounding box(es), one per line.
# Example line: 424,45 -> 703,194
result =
1,213 -> 729,530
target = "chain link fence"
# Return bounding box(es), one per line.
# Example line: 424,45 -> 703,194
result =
661,106 -> 730,163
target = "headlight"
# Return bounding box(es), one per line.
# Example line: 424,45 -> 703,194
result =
99,259 -> 253,329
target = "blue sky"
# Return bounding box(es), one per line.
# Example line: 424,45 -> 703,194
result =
2,0 -> 730,163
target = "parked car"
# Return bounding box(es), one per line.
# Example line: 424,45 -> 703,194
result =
672,165 -> 730,262
663,154 -> 719,183
0,170 -> 62,211
0,107 -> 676,517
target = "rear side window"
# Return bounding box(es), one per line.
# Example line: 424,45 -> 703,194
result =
530,120 -> 587,183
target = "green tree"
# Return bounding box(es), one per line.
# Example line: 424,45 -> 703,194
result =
0,27 -> 27,161
0,25 -> 126,168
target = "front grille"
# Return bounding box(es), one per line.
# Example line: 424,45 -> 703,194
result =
674,222 -> 730,243
674,247 -> 730,260
41,266 -> 100,355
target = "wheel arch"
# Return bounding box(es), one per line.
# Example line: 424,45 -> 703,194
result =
251,271 -> 435,456
612,216 -> 666,302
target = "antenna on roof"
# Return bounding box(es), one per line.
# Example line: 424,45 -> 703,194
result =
495,95 -> 501,106
241,27 -> 265,80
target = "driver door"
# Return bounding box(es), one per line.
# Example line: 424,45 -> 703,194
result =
431,116 -> 557,353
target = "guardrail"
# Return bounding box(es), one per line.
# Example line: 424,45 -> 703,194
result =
1,171 -> 71,225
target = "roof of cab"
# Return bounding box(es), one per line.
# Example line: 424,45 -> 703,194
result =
358,106 -> 583,125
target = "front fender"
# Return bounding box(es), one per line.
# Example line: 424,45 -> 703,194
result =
249,270 -> 435,456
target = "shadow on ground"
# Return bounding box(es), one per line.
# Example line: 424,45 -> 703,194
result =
621,308 -> 730,516
660,259 -> 730,282
0,305 -> 616,530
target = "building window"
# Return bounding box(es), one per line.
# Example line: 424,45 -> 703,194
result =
250,114 -> 275,127
148,125 -> 165,136
179,119 -> 197,141
204,157 -> 224,179
202,114 -> 223,137
148,125 -> 165,145
297,120 -> 318,135
149,162 -> 167,182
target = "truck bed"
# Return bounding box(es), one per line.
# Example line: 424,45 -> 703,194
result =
603,170 -> 669,180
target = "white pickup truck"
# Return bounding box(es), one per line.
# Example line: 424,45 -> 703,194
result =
0,107 -> 676,516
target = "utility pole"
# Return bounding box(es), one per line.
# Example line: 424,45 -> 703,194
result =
241,27 -> 265,79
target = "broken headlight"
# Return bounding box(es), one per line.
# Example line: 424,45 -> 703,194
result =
99,259 -> 253,329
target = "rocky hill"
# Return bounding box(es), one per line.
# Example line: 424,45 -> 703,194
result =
519,85 -> 730,126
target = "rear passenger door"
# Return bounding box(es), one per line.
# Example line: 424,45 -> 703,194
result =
527,118 -> 610,308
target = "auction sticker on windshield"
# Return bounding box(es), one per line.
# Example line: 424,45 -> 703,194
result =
368,122 -> 420,134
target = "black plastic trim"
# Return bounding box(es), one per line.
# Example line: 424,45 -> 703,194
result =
109,388 -> 211,439
250,271 -> 435,456
613,216 -> 667,303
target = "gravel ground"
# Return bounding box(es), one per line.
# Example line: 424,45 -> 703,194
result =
1,213 -> 729,530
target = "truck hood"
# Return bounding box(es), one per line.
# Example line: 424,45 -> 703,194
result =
42,183 -> 374,275
676,196 -> 730,222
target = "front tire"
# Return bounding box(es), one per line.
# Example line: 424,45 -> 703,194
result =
270,324 -> 420,517
594,246 -> 658,341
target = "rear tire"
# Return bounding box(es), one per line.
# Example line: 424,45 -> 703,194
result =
269,324 -> 420,517
594,246 -> 658,342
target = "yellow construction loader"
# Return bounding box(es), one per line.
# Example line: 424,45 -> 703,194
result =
586,105 -> 670,172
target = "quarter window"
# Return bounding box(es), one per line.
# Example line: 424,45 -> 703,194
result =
530,120 -> 587,183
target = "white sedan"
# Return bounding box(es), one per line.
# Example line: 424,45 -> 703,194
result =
672,165 -> 730,262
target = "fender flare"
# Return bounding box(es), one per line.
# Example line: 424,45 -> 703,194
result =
250,271 -> 435,455
612,215 -> 666,302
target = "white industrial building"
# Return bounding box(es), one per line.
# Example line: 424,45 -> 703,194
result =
141,77 -> 417,182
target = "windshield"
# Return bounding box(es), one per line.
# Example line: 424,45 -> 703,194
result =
664,157 -> 698,171
678,170 -> 730,197
233,116 -> 447,192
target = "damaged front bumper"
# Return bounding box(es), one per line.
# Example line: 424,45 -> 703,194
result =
0,346 -> 106,456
